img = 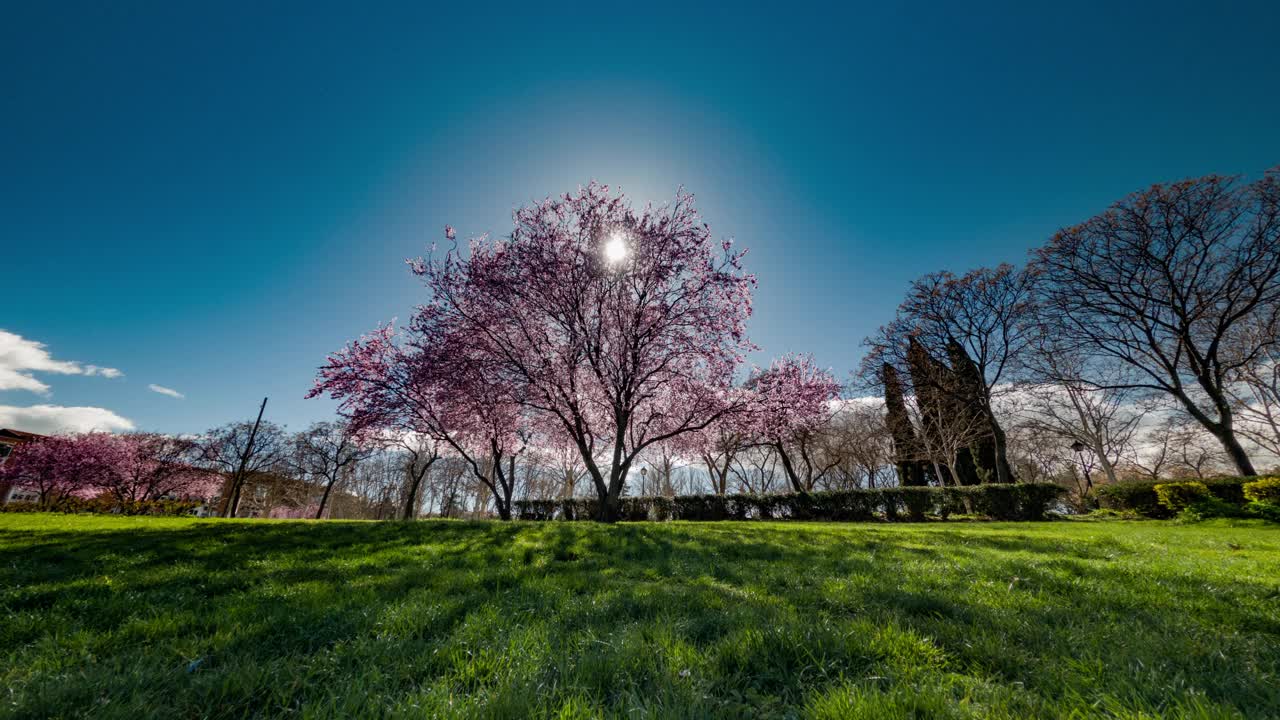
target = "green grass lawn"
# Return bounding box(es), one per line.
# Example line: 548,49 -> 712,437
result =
1,515 -> 1277,719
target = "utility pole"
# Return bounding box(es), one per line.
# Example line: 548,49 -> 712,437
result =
225,397 -> 268,518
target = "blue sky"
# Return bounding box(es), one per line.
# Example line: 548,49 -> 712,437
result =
3,1 -> 1279,435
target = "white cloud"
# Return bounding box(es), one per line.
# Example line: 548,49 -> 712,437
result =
85,365 -> 124,379
0,404 -> 136,434
0,330 -> 124,393
148,384 -> 185,399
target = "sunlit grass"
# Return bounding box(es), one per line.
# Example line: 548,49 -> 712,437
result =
1,515 -> 1277,718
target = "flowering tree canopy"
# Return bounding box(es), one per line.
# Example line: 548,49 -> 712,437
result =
312,183 -> 757,520
739,355 -> 842,493
0,435 -> 97,504
309,323 -> 532,519
96,433 -> 216,502
0,432 -> 216,505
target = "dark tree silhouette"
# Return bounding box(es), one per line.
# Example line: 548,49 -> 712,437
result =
1031,169 -> 1280,476
881,363 -> 927,486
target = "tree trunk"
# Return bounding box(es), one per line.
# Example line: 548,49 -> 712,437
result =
989,417 -> 1014,483
402,473 -> 424,520
1175,389 -> 1256,476
1213,426 -> 1257,477
600,489 -> 622,522
598,475 -> 623,522
1090,438 -> 1117,486
775,444 -> 806,494
315,478 -> 335,519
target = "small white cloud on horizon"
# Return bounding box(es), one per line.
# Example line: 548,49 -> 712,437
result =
148,384 -> 185,399
0,330 -> 124,393
85,365 -> 124,379
0,404 -> 136,434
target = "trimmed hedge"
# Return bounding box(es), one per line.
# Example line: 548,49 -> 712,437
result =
1243,477 -> 1280,505
1154,481 -> 1211,512
1094,476 -> 1253,518
0,497 -> 203,516
514,483 -> 1065,523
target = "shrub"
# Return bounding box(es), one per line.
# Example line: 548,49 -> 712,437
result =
1094,476 -> 1253,517
879,487 -> 937,521
1243,477 -> 1280,505
949,483 -> 1064,521
963,484 -> 1022,519
0,497 -> 203,516
513,483 -> 1065,524
1154,481 -> 1211,512
1176,495 -> 1248,522
1246,501 -> 1280,523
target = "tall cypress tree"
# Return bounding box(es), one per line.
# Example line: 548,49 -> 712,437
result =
881,362 -> 927,486
907,338 -> 966,484
945,340 -> 1014,483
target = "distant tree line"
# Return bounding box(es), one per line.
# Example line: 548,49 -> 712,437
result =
306,170 -> 1278,518
5,169 -> 1277,520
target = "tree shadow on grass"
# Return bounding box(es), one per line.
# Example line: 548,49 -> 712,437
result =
2,518 -> 1279,718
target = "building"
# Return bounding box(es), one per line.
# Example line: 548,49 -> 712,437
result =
0,428 -> 46,504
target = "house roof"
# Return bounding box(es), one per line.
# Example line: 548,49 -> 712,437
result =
0,429 -> 46,443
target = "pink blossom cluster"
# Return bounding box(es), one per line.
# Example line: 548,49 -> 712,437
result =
742,354 -> 843,443
0,433 -> 219,505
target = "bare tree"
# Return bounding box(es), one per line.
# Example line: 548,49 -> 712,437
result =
343,450 -> 401,519
1005,422 -> 1093,508
1018,333 -> 1144,487
1166,417 -> 1231,479
821,403 -> 895,489
299,421 -> 373,519
730,446 -> 780,494
1121,417 -> 1177,483
199,408 -> 289,518
691,426 -> 744,495
642,441 -> 688,497
1226,335 -> 1280,458
905,388 -> 990,487
1031,169 -> 1280,476
1120,413 -> 1230,481
384,433 -> 439,520
865,264 -> 1034,483
432,457 -> 471,518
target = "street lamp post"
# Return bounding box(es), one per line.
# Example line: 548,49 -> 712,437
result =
1069,440 -> 1094,496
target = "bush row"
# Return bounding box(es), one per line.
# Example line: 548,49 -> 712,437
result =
1145,478 -> 1280,522
0,497 -> 203,516
1093,476 -> 1258,518
514,483 -> 1065,523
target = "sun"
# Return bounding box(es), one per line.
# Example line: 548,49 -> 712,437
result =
604,233 -> 628,263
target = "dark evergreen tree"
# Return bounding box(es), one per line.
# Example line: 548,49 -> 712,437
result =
945,340 -> 1015,483
881,362 -> 927,486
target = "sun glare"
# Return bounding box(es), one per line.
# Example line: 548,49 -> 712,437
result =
605,233 -> 628,263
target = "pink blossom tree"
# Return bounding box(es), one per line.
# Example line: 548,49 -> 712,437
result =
0,435 -> 99,505
310,324 -> 532,520
312,183 -> 756,521
740,355 -> 843,493
1,433 -> 219,506
95,433 -> 215,503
